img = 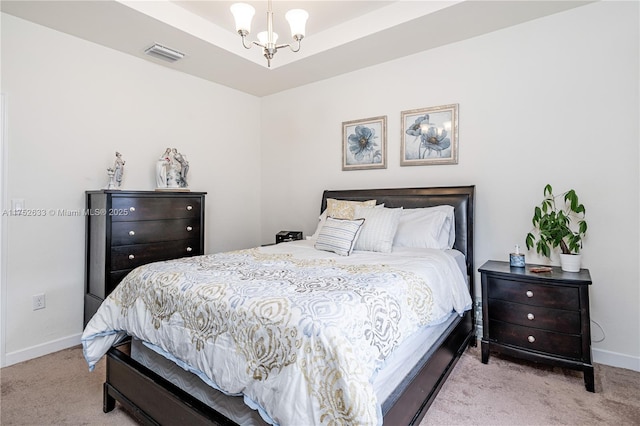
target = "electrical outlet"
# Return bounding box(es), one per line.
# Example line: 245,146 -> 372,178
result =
33,293 -> 45,310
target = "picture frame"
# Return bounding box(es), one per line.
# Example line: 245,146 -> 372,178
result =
400,104 -> 459,166
342,115 -> 387,171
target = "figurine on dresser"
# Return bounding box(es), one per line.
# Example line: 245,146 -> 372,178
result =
156,148 -> 189,190
114,152 -> 125,187
106,151 -> 125,189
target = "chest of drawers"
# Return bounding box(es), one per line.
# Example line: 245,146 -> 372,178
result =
479,260 -> 594,392
84,190 -> 206,326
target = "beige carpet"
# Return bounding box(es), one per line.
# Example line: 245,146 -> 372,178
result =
1,344 -> 639,425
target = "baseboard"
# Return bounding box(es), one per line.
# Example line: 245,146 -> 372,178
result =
3,333 -> 82,367
593,348 -> 640,372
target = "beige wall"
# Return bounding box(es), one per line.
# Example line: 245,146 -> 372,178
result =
260,1 -> 640,370
1,13 -> 262,364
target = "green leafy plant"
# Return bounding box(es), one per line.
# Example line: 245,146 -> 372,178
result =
525,184 -> 587,257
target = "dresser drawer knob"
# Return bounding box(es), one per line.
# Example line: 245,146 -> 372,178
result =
186,226 -> 193,231
186,247 -> 193,252
128,254 -> 135,260
129,230 -> 135,236
129,207 -> 136,212
526,290 -> 534,298
527,335 -> 536,343
527,313 -> 535,320
186,205 -> 193,211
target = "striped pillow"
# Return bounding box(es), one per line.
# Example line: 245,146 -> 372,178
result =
353,206 -> 403,253
314,217 -> 365,256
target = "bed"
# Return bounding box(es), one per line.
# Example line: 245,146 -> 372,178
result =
82,185 -> 476,426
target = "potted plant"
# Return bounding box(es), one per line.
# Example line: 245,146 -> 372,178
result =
525,184 -> 587,272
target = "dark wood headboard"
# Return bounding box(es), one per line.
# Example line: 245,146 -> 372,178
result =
321,186 -> 475,291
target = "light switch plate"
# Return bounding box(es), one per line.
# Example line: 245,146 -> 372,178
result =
11,199 -> 25,212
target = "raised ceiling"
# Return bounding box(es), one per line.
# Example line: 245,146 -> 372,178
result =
1,1 -> 592,97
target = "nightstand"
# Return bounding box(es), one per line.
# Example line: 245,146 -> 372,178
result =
479,260 -> 594,392
276,231 -> 303,244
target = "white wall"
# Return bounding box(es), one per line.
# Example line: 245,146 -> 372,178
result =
261,1 -> 640,370
2,1 -> 638,371
1,13 -> 262,364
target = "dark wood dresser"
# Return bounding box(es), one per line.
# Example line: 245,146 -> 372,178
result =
84,190 -> 206,326
479,260 -> 594,392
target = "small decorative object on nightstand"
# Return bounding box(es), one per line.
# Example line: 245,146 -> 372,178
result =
479,260 -> 594,392
276,231 -> 303,244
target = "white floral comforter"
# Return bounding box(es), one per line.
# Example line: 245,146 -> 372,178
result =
82,240 -> 471,426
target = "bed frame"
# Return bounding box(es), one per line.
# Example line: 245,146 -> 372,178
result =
102,185 -> 476,425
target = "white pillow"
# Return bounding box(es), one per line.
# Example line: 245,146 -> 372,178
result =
308,210 -> 329,241
393,205 -> 455,250
314,217 -> 365,256
353,206 -> 403,253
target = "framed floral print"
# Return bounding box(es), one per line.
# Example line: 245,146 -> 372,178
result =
401,104 -> 459,166
342,115 -> 387,170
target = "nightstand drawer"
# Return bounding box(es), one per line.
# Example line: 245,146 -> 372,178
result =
487,277 -> 579,310
489,320 -> 582,360
488,299 -> 581,334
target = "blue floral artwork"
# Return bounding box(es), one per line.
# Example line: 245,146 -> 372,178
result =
401,104 -> 458,166
342,116 -> 387,170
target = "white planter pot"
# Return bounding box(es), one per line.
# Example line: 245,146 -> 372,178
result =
560,253 -> 582,272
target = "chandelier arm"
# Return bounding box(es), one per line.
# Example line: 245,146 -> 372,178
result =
274,39 -> 302,53
288,39 -> 302,53
239,33 -> 254,50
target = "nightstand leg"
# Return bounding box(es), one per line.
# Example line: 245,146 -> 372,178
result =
481,340 -> 489,364
584,365 -> 595,392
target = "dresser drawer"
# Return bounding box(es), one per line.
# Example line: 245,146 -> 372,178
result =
111,219 -> 200,246
111,197 -> 201,222
488,299 -> 581,334
489,320 -> 582,360
487,277 -> 579,310
111,239 -> 201,270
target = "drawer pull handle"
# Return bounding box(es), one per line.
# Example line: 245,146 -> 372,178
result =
186,247 -> 193,252
527,335 -> 535,343
526,290 -> 534,298
129,231 -> 135,236
186,205 -> 193,211
128,254 -> 135,260
527,313 -> 535,320
186,226 -> 193,231
129,207 -> 136,212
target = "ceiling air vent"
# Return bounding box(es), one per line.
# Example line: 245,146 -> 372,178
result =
144,44 -> 185,62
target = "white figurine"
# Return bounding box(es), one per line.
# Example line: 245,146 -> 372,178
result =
105,168 -> 116,190
172,148 -> 189,188
113,152 -> 125,188
155,147 -> 190,190
156,148 -> 171,188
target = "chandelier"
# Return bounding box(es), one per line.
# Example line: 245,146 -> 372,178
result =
230,1 -> 309,67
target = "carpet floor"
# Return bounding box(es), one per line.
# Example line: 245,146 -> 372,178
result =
1,343 -> 638,425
